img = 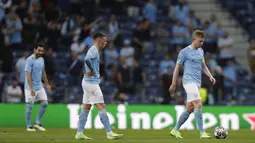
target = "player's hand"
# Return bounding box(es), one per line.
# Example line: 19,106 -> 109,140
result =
46,84 -> 51,92
169,84 -> 176,95
86,71 -> 95,77
30,89 -> 35,96
210,76 -> 216,85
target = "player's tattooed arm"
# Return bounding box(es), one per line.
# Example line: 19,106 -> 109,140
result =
42,71 -> 49,86
43,70 -> 51,91
26,72 -> 33,89
26,72 -> 35,96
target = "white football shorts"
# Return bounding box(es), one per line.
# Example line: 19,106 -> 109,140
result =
183,83 -> 201,102
82,80 -> 104,104
25,88 -> 47,103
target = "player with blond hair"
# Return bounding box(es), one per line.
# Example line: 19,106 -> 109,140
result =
169,30 -> 216,139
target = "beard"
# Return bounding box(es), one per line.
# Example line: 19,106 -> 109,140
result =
35,53 -> 42,57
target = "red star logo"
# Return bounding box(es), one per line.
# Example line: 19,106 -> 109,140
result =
243,114 -> 255,130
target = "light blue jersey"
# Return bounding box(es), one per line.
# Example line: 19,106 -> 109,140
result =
83,46 -> 100,84
177,45 -> 204,85
24,54 -> 44,91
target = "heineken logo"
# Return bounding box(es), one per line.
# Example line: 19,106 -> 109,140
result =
67,104 -> 255,130
0,104 -> 254,130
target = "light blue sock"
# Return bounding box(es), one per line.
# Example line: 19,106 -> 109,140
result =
194,109 -> 204,134
174,111 -> 190,130
25,103 -> 34,128
35,101 -> 48,124
77,109 -> 89,133
99,109 -> 112,134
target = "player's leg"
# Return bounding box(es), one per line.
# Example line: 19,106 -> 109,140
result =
93,85 -> 123,140
192,99 -> 210,139
178,103 -> 193,130
191,84 -> 211,139
34,88 -> 48,131
75,80 -> 92,140
170,102 -> 193,138
25,89 -> 36,131
95,103 -> 123,140
171,83 -> 196,138
75,104 -> 92,140
174,102 -> 193,130
192,99 -> 203,132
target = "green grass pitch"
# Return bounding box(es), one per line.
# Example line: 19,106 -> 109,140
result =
0,128 -> 255,143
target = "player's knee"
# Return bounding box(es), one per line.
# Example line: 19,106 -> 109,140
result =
186,105 -> 194,113
198,104 -> 202,109
41,101 -> 48,108
194,103 -> 202,109
197,101 -> 202,109
186,102 -> 194,113
186,107 -> 194,113
192,100 -> 202,109
26,103 -> 34,110
84,106 -> 91,110
95,103 -> 106,110
83,104 -> 92,110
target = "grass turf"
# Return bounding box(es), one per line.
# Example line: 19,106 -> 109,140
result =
0,128 -> 254,143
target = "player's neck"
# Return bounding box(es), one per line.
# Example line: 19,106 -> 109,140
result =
93,44 -> 100,50
190,44 -> 199,50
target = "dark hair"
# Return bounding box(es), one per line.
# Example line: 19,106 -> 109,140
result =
93,32 -> 106,40
35,43 -> 44,49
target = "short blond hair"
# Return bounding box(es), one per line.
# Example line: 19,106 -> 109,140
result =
192,30 -> 206,39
